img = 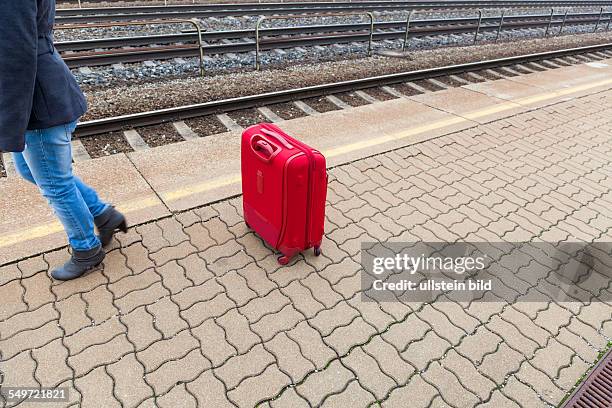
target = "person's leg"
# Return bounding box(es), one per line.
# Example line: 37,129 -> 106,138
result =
14,136 -> 108,218
12,152 -> 36,185
21,122 -> 101,251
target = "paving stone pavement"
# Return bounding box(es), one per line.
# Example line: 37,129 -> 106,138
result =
1,90 -> 611,408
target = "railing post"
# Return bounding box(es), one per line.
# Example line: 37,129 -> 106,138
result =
78,0 -> 82,8
545,8 -> 554,37
608,8 -> 612,31
474,10 -> 482,43
559,10 -> 568,35
255,16 -> 266,71
190,19 -> 206,77
594,7 -> 603,32
402,11 -> 414,51
495,10 -> 505,42
366,12 -> 374,57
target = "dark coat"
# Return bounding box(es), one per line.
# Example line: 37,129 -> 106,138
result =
0,0 -> 87,152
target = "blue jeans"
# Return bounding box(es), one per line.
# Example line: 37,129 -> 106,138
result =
13,121 -> 108,251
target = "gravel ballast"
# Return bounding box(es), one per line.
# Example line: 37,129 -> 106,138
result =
184,116 -> 228,136
302,96 -> 342,113
268,102 -> 309,120
137,123 -> 184,147
81,31 -> 612,121
80,131 -> 134,158
227,109 -> 269,127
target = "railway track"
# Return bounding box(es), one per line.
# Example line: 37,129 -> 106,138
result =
55,0 -> 612,23
58,11 -> 612,68
74,42 -> 612,143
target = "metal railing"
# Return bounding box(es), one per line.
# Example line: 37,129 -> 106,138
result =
404,9 -> 483,50
55,19 -> 207,76
255,12 -> 375,70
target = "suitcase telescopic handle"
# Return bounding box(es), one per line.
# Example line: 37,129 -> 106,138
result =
260,128 -> 294,149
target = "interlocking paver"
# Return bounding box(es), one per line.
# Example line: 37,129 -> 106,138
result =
186,370 -> 234,407
270,388 -> 310,408
21,272 -> 54,309
417,304 -> 466,345
146,348 -> 210,395
251,304 -> 304,342
156,383 -> 197,408
0,320 -> 63,360
214,344 -> 275,390
156,260 -> 193,294
309,300 -> 359,337
401,330 -> 450,371
442,349 -> 496,401
423,361 -> 482,407
146,297 -> 188,338
64,317 -> 124,355
115,281 -> 170,314
191,319 -> 237,366
106,353 -> 153,407
515,362 -> 566,406
381,313 -> 431,351
322,379 -> 377,407
74,367 -> 121,408
478,342 -> 525,384
0,303 -> 57,341
456,326 -> 501,365
502,375 -> 548,408
136,330 -> 199,373
150,241 -> 197,267
81,285 -> 118,324
266,332 -> 314,383
0,280 -> 27,319
122,305 -> 163,351
381,375 -> 438,408
32,338 -> 72,387
216,308 -> 260,354
342,347 -> 396,399
281,281 -> 326,319
296,359 -> 354,407
68,333 -> 132,377
530,338 -> 575,379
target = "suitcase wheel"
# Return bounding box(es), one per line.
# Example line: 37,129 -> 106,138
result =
277,255 -> 290,266
314,246 -> 322,257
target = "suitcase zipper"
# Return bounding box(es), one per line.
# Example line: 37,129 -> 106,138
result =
264,125 -> 316,249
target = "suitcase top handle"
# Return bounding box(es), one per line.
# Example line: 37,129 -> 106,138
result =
251,134 -> 282,163
260,128 -> 294,149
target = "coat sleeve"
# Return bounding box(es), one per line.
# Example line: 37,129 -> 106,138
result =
0,1 -> 38,152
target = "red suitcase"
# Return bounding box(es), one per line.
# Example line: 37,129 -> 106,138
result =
241,123 -> 327,265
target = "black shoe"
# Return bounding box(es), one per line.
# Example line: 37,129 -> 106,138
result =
51,246 -> 105,281
95,206 -> 127,247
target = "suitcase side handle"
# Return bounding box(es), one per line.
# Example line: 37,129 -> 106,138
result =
251,134 -> 280,163
260,128 -> 294,149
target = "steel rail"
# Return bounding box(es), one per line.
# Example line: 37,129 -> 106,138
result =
54,0 -> 612,23
74,42 -> 612,137
55,0 -> 612,7
58,12 -> 612,67
56,0 -> 612,15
